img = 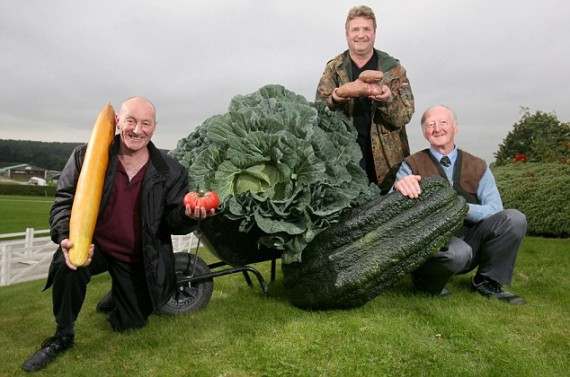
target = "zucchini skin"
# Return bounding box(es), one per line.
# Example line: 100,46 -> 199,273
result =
68,104 -> 116,266
282,176 -> 468,309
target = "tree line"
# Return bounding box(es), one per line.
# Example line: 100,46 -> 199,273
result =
0,140 -> 81,171
0,109 -> 567,171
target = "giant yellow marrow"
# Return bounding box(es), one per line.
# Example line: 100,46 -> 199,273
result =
68,104 -> 116,266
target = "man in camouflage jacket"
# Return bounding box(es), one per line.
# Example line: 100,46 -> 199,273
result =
316,5 -> 414,193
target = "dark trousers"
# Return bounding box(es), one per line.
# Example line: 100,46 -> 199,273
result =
48,245 -> 153,334
412,209 -> 527,294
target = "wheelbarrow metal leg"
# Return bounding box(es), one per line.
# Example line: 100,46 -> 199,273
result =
242,271 -> 254,287
271,258 -> 276,282
180,265 -> 270,295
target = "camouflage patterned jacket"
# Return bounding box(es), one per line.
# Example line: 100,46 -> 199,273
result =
315,49 -> 415,192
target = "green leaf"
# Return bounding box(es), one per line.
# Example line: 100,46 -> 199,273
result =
170,84 -> 378,263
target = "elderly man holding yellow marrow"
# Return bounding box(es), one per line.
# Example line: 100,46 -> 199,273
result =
22,97 -> 213,373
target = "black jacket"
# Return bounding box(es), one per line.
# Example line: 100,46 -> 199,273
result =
47,135 -> 198,309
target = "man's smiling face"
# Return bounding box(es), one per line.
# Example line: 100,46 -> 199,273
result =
422,106 -> 458,152
116,97 -> 156,153
346,17 -> 376,58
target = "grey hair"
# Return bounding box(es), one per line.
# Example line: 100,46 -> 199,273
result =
420,105 -> 458,127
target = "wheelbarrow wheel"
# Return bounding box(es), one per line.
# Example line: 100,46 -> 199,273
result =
158,253 -> 213,316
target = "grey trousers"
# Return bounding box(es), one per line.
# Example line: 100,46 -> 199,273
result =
412,209 -> 527,294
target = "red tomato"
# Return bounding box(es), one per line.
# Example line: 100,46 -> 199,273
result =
183,192 -> 200,209
183,191 -> 220,211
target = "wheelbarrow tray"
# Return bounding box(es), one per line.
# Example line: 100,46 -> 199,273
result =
197,214 -> 283,266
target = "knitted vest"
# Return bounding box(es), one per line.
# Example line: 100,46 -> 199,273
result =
404,149 -> 486,204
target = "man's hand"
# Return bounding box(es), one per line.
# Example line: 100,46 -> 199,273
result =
185,205 -> 215,220
357,70 -> 391,101
394,175 -> 422,198
368,84 -> 392,102
61,239 -> 94,270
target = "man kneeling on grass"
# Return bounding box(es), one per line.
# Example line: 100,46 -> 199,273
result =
22,97 -> 215,373
393,105 -> 526,303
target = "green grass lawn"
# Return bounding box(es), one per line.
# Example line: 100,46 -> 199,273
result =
0,236 -> 568,376
0,195 -> 53,234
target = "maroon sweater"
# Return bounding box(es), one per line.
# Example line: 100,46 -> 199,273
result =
94,161 -> 148,263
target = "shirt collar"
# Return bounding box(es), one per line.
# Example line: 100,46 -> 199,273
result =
430,146 -> 458,165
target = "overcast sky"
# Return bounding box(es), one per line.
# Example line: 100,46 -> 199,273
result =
1,0 -> 568,162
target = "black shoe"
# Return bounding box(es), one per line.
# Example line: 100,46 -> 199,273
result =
471,276 -> 524,305
96,290 -> 115,313
22,333 -> 74,372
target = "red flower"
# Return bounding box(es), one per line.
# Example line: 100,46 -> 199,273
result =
514,154 -> 527,163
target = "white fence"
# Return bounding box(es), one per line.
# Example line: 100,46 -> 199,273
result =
0,228 -> 197,287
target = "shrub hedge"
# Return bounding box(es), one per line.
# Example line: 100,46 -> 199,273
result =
0,184 -> 56,196
491,162 -> 569,237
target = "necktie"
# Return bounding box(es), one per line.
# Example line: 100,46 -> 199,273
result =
440,156 -> 451,167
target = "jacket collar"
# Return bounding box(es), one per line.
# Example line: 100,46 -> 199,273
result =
147,140 -> 169,174
339,49 -> 398,72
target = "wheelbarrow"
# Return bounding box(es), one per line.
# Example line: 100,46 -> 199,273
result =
158,215 -> 282,315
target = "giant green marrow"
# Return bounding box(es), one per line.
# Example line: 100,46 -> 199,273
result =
282,176 -> 468,309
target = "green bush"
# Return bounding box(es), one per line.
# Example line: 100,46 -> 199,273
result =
0,184 -> 56,196
492,162 -> 570,237
493,109 -> 569,166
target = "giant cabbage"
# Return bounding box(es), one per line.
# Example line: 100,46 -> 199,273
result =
170,84 -> 379,263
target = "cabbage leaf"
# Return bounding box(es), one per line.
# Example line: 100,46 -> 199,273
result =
170,85 -> 379,263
